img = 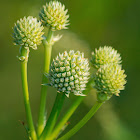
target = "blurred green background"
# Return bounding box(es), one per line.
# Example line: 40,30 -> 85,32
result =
0,0 -> 140,139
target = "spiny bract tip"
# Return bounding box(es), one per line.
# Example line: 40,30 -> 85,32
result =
49,50 -> 90,97
95,64 -> 127,96
39,1 -> 69,31
91,46 -> 121,69
13,16 -> 44,49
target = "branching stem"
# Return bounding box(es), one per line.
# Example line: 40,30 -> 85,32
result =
58,101 -> 103,140
37,29 -> 54,136
49,80 -> 93,140
40,92 -> 65,140
20,47 -> 37,140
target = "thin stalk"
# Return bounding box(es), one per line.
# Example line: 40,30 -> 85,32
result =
20,47 -> 37,140
58,101 -> 103,140
37,29 -> 54,136
49,80 -> 93,140
40,92 -> 65,140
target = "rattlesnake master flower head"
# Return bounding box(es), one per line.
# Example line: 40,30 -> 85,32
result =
91,46 -> 121,69
39,1 -> 69,31
49,50 -> 90,97
13,16 -> 44,50
95,64 -> 127,96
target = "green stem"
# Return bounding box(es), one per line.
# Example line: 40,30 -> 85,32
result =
49,80 -> 93,140
58,101 -> 103,140
20,47 -> 37,140
37,29 -> 54,136
40,93 -> 65,140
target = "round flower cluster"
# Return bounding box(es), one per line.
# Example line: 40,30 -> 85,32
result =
13,16 -> 44,50
91,46 -> 121,69
39,1 -> 69,31
95,64 -> 127,96
91,46 -> 127,100
49,50 -> 90,97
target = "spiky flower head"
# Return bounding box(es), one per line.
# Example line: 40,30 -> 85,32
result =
13,16 -> 44,50
39,1 -> 69,31
91,46 -> 121,69
49,50 -> 90,97
95,64 -> 127,96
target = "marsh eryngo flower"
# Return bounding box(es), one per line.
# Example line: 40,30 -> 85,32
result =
91,46 -> 121,69
39,1 -> 69,31
13,16 -> 44,50
95,64 -> 127,96
49,50 -> 90,97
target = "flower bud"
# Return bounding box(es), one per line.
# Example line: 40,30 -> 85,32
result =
39,1 -> 69,31
49,50 -> 90,97
91,46 -> 121,69
95,64 -> 127,96
13,16 -> 44,50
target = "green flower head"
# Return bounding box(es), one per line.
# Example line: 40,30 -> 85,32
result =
39,1 -> 69,31
91,46 -> 121,69
13,16 -> 44,50
49,50 -> 90,97
95,64 -> 127,96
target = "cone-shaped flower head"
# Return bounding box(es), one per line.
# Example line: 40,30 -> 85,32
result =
91,46 -> 121,69
13,16 -> 44,50
95,64 -> 127,96
49,50 -> 90,97
39,1 -> 69,31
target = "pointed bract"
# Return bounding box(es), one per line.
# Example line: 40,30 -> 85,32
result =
39,1 -> 69,31
95,64 -> 127,96
48,50 -> 90,97
13,16 -> 44,49
91,46 -> 121,69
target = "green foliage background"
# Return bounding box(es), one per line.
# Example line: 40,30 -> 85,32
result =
0,0 -> 140,139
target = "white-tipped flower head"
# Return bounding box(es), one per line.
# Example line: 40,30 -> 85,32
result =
49,50 -> 90,97
39,1 -> 69,31
13,16 -> 44,50
95,64 -> 127,96
91,46 -> 121,69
